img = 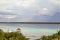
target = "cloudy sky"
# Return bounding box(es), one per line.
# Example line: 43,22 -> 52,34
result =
0,0 -> 60,22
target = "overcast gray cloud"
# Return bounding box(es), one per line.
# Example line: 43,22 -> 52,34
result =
0,0 -> 60,22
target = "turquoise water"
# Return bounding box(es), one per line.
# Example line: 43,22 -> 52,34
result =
0,24 -> 60,40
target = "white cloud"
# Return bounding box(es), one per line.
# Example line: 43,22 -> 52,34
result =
0,0 -> 36,14
0,15 -> 17,19
0,0 -> 17,12
37,8 -> 55,16
0,0 -> 59,17
15,0 -> 35,8
49,0 -> 60,4
15,1 -> 30,8
3,15 -> 17,19
0,7 -> 16,13
0,0 -> 36,9
38,8 -> 49,15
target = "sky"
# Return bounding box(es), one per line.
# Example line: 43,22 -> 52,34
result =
0,0 -> 60,22
0,0 -> 60,40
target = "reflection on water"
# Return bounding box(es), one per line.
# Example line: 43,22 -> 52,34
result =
0,24 -> 60,40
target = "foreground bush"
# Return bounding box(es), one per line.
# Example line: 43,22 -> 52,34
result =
0,29 -> 29,40
36,31 -> 60,40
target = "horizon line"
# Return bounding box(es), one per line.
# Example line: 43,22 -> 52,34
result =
0,22 -> 60,24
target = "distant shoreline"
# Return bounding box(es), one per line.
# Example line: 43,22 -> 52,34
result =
0,22 -> 60,24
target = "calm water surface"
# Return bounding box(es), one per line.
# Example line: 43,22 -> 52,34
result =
0,24 -> 60,40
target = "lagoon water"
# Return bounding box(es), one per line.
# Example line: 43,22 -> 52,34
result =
0,24 -> 60,40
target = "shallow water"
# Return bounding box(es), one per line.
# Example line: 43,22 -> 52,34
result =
0,24 -> 60,40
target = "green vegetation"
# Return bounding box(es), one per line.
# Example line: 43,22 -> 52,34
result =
0,29 -> 29,40
36,31 -> 60,40
1,28 -> 60,40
